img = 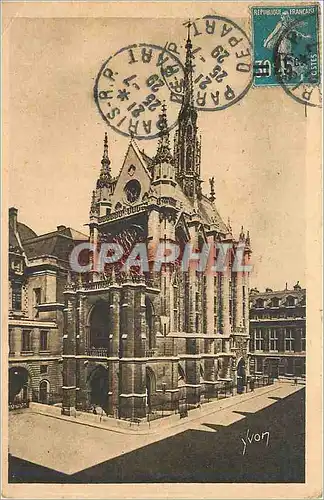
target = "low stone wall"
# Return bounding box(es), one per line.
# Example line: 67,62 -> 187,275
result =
29,402 -> 62,416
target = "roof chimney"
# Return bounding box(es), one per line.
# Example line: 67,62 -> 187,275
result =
9,207 -> 18,233
57,225 -> 66,232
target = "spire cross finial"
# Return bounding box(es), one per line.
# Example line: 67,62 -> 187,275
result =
187,19 -> 192,40
101,131 -> 110,166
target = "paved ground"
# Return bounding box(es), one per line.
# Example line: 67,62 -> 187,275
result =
9,382 -> 305,483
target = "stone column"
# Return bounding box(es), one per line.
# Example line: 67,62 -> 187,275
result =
243,247 -> 251,334
89,223 -> 99,280
76,294 -> 87,410
62,290 -> 77,415
233,270 -> 243,330
220,270 -> 230,342
206,235 -> 214,335
119,283 -> 147,419
108,286 -> 120,415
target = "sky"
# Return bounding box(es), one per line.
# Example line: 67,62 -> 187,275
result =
7,14 -> 308,291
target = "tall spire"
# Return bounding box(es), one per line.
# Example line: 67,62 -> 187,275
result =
154,103 -> 173,164
97,132 -> 111,188
174,23 -> 200,200
182,20 -> 195,110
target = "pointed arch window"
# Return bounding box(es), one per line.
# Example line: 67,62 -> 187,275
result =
173,279 -> 179,331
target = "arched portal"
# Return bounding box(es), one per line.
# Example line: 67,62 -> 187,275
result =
237,358 -> 246,394
145,367 -> 156,412
89,301 -> 110,348
88,365 -> 109,410
39,380 -> 50,404
9,367 -> 29,403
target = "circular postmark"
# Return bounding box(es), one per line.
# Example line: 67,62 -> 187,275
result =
273,13 -> 321,108
94,43 -> 185,140
164,16 -> 253,111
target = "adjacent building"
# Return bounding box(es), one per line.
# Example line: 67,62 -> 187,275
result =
61,32 -> 252,420
249,283 -> 306,379
8,207 -> 87,406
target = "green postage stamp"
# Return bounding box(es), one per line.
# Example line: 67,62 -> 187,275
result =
252,4 -> 320,87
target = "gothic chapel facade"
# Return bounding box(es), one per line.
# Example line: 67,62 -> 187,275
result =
62,33 -> 252,418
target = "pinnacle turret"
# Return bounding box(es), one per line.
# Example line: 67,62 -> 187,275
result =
154,103 -> 173,165
209,177 -> 215,202
96,132 -> 111,189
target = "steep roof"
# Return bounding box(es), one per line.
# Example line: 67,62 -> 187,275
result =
17,222 -> 38,241
139,148 -> 228,234
23,227 -> 88,260
9,220 -> 37,251
250,287 -> 306,306
198,195 -> 228,233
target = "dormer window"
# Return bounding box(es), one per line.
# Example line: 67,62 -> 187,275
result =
255,298 -> 264,308
286,296 -> 296,307
12,259 -> 22,273
271,297 -> 280,308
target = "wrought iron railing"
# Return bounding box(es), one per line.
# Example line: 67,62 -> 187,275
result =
85,347 -> 109,357
98,203 -> 146,223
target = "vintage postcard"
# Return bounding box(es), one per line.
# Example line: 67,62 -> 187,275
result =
1,1 -> 322,498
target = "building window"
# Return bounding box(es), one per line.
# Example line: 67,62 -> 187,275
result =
229,278 -> 233,326
173,284 -> 178,331
269,328 -> 278,351
286,358 -> 294,375
255,298 -> 264,309
22,330 -> 31,351
255,329 -> 263,351
9,328 -> 14,354
202,275 -> 207,334
195,313 -> 199,333
285,328 -> 295,352
256,357 -> 263,373
40,365 -> 48,375
11,283 -> 22,311
271,297 -> 280,308
213,294 -> 217,314
33,288 -> 41,318
286,296 -> 296,307
301,329 -> 306,352
40,330 -> 49,351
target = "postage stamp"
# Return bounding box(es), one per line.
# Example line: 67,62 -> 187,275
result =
252,4 -> 320,88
